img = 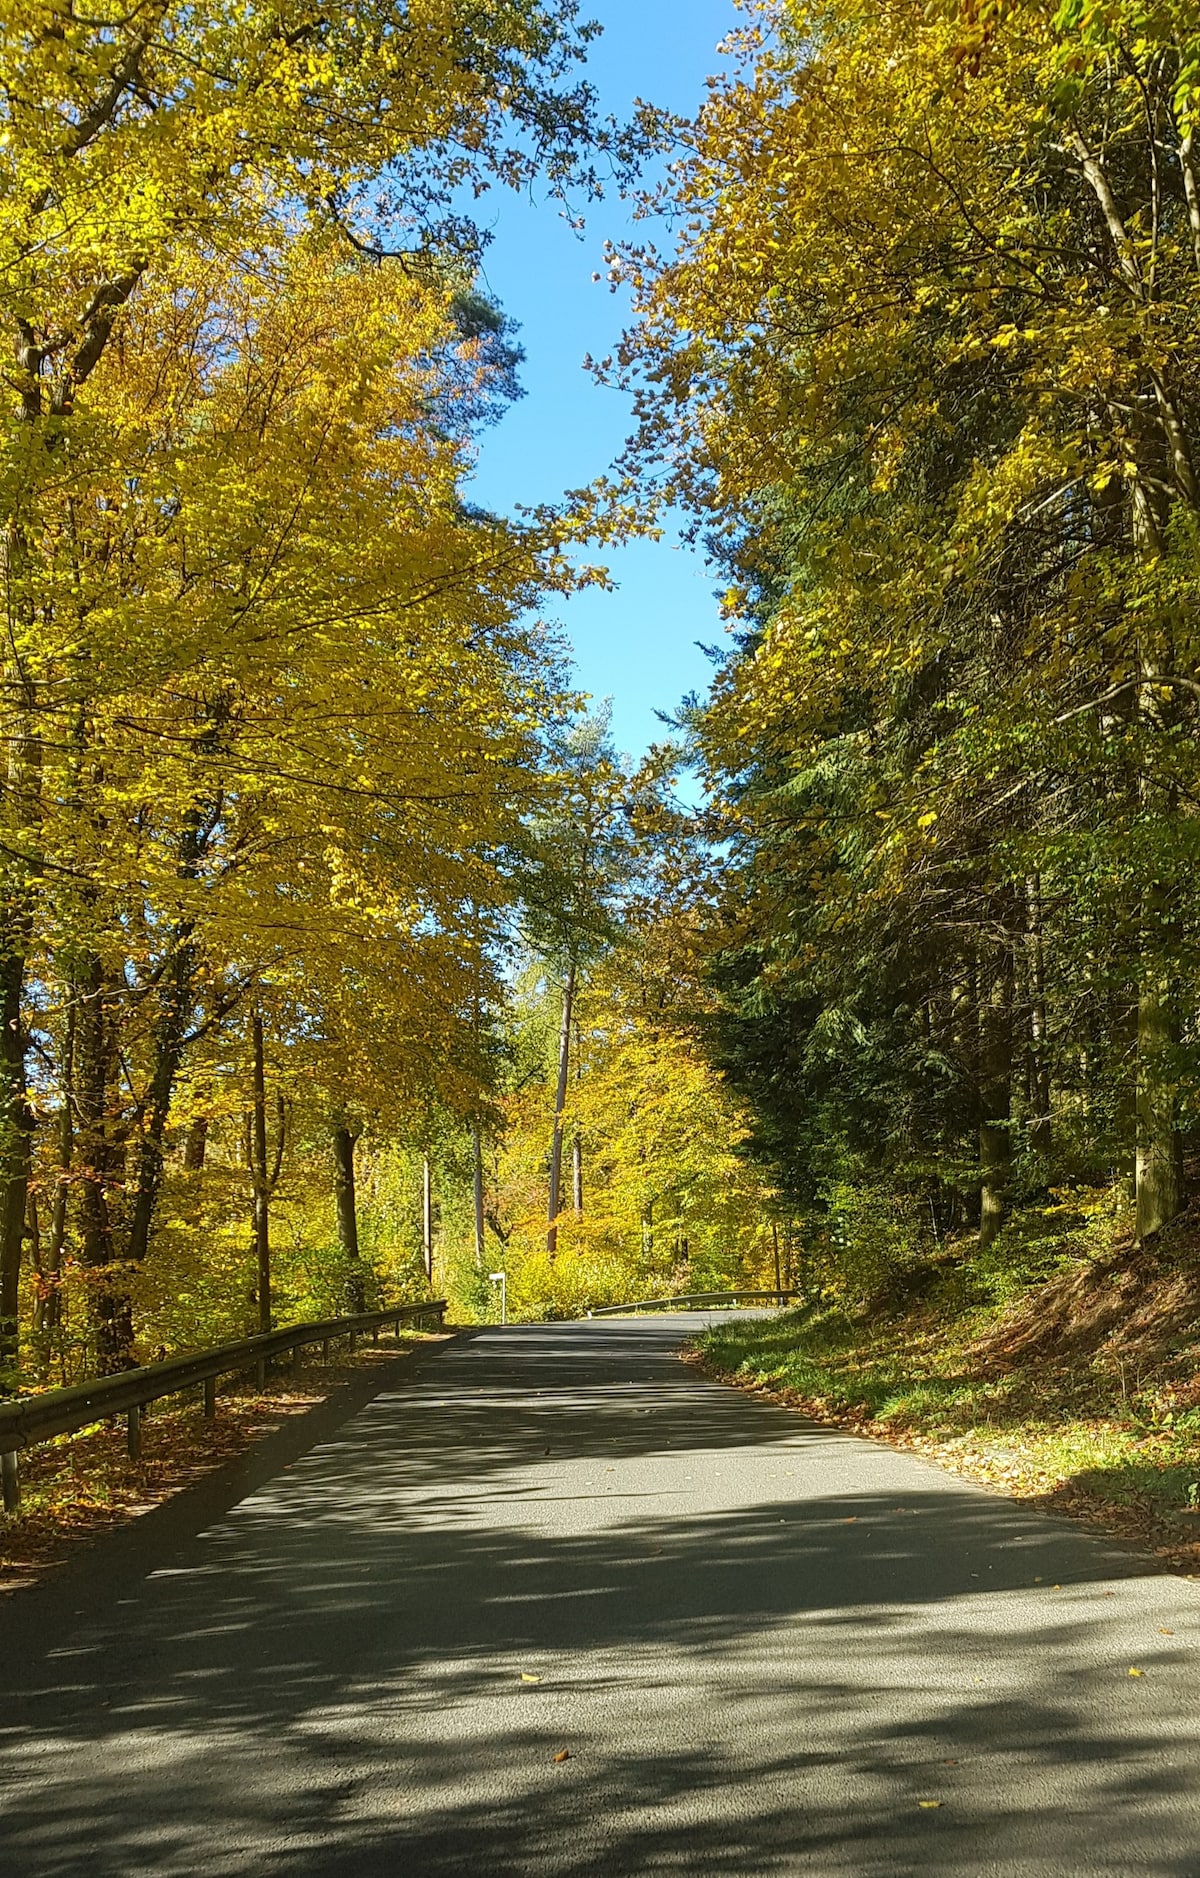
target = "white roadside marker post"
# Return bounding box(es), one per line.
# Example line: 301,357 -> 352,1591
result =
489,1271 -> 507,1326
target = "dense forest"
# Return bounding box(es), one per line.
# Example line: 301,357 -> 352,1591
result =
3,0 -> 1200,1390
615,0 -> 1200,1309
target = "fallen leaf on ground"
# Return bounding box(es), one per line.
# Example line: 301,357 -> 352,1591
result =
1158,1628 -> 1175,1636
521,1673 -> 543,1685
1128,1667 -> 1144,1677
918,1800 -> 943,1810
553,1749 -> 571,1764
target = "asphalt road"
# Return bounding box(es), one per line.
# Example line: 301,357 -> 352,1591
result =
2,1315 -> 1200,1877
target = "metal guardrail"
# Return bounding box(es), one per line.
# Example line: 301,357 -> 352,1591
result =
0,1300 -> 447,1513
589,1290 -> 805,1317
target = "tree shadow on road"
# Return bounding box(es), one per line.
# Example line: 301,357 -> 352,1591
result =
0,1321 -> 1195,1877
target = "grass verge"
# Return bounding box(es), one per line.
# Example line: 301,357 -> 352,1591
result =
694,1232 -> 1200,1573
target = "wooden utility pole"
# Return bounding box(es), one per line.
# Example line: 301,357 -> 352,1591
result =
422,1154 -> 433,1282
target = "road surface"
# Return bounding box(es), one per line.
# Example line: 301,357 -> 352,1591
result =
1,1316 -> 1199,1876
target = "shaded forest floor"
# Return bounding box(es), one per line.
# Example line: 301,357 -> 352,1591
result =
0,1333 -> 454,1595
695,1217 -> 1200,1574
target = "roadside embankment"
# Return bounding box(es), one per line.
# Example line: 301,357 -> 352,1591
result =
694,1226 -> 1200,1572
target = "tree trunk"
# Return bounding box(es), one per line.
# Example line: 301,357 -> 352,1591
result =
0,633 -> 42,1388
1182,131 -> 1200,276
252,1010 -> 271,1334
422,1154 -> 433,1282
572,1134 -> 583,1217
183,1116 -> 208,1171
951,968 -> 981,1228
546,962 -> 576,1259
472,1125 -> 485,1272
0,946 -> 29,1387
1135,909 -> 1182,1240
1025,876 -> 1052,1160
31,1002 -> 76,1378
74,955 -> 133,1369
126,937 -> 196,1266
1132,473 -> 1184,1239
978,949 -> 1013,1253
75,958 -> 116,1272
333,1124 -> 364,1310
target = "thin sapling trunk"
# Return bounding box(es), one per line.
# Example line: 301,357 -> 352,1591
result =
252,1010 -> 271,1334
546,961 -> 576,1259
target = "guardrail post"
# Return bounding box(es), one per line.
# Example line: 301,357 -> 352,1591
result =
348,1331 -> 356,1353
256,1358 -> 266,1390
203,1377 -> 217,1418
371,1325 -> 379,1344
322,1338 -> 330,1363
127,1404 -> 142,1462
292,1341 -> 302,1373
1,1449 -> 18,1514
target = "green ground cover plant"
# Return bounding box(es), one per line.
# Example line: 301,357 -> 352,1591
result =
697,1221 -> 1200,1570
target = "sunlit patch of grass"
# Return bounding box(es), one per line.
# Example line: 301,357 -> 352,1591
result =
696,1292 -> 1200,1566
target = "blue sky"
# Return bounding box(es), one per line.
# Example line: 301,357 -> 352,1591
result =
466,0 -> 739,766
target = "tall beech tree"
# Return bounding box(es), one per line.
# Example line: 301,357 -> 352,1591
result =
0,0 -> 613,1373
5,235 -> 575,1372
